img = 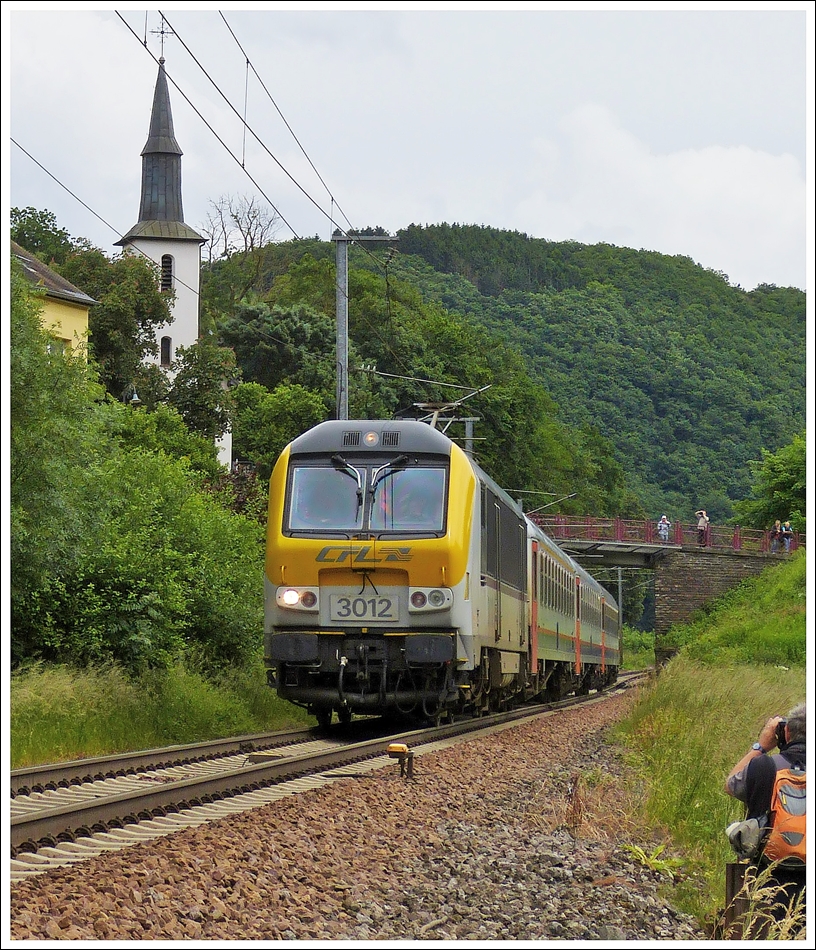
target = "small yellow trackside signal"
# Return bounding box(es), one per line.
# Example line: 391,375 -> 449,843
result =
387,743 -> 414,779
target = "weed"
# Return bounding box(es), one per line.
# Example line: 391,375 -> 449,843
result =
623,843 -> 686,881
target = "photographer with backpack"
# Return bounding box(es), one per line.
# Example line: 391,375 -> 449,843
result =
725,703 -> 806,926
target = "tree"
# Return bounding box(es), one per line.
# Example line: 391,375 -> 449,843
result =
218,301 -> 336,397
96,401 -> 222,479
731,432 -> 806,532
11,206 -> 94,264
10,258 -> 102,661
200,195 -> 282,314
231,382 -> 328,480
167,339 -> 239,442
58,249 -> 173,400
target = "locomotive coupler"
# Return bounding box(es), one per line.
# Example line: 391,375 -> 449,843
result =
388,743 -> 415,780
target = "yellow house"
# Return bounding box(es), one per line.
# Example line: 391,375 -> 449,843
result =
12,240 -> 95,353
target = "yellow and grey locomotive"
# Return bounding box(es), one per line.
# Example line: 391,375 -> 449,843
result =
264,420 -> 619,728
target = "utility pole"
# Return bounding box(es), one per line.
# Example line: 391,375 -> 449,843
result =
331,230 -> 397,420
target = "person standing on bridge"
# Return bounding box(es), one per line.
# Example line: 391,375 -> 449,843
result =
770,520 -> 783,553
781,521 -> 794,553
657,514 -> 671,542
695,509 -> 709,546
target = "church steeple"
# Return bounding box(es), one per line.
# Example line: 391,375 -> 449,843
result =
139,57 -> 184,223
117,57 -> 203,245
114,48 -> 231,469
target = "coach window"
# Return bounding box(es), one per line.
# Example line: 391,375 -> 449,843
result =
161,255 -> 174,292
160,336 -> 172,367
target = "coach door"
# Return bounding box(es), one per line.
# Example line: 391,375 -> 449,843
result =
574,575 -> 582,673
482,488 -> 500,641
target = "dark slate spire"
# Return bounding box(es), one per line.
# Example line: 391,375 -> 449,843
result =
139,57 -> 183,222
117,58 -> 203,245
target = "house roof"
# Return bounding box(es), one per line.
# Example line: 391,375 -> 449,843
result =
11,241 -> 97,307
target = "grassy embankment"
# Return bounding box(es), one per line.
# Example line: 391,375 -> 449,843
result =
9,551 -> 806,935
10,631 -> 653,769
9,656 -> 311,769
613,549 -> 807,935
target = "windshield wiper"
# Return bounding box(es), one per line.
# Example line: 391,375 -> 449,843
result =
331,454 -> 364,514
370,455 -> 408,493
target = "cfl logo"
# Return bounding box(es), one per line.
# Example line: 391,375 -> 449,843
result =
315,545 -> 413,563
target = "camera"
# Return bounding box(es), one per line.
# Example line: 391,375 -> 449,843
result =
776,718 -> 788,748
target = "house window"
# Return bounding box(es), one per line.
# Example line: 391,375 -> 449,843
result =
161,336 -> 172,367
161,255 -> 174,292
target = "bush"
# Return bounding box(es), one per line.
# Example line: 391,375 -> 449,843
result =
33,448 -> 264,672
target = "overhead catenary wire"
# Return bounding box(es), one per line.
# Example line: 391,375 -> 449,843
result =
175,10 -> 395,280
218,10 -> 355,237
157,9 -> 347,240
145,11 -> 397,296
116,11 -> 301,240
134,11 -> 425,383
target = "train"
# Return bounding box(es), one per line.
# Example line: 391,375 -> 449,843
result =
264,420 -> 620,728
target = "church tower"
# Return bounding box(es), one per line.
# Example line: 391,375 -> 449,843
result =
117,57 -> 232,467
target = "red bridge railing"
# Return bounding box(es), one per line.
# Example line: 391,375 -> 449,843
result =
530,515 -> 804,555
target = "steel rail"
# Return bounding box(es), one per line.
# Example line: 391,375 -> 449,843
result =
10,674 -> 644,856
10,727 -> 313,797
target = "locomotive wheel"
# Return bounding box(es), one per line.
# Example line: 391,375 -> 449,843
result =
315,708 -> 333,731
338,707 -> 352,725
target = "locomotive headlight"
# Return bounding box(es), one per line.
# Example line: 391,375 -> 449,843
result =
277,587 -> 319,611
363,430 -> 380,447
408,587 -> 452,612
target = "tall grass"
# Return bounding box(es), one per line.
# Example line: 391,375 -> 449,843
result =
9,657 -> 311,769
621,625 -> 655,670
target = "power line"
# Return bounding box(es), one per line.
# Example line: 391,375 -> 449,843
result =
159,11 -> 394,280
178,11 -> 396,283
158,9 -> 345,240
218,10 -> 354,237
11,137 -> 201,304
116,11 -> 301,240
142,11 -> 398,315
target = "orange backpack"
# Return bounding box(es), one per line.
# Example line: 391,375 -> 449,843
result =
762,762 -> 806,866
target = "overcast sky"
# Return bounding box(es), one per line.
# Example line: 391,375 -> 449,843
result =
4,3 -> 813,292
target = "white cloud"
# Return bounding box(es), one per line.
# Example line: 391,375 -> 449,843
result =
517,104 -> 805,288
5,7 -> 811,292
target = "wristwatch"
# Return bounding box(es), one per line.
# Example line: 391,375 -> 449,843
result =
751,742 -> 765,752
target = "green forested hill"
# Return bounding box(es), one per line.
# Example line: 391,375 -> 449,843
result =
385,224 -> 805,521
199,221 -> 804,522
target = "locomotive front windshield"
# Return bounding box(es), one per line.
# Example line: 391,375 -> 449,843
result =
287,460 -> 446,535
370,467 -> 445,531
288,466 -> 364,532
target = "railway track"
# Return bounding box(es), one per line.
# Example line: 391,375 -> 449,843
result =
10,672 -> 646,880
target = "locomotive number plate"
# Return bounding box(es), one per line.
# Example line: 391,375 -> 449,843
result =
330,594 -> 399,622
